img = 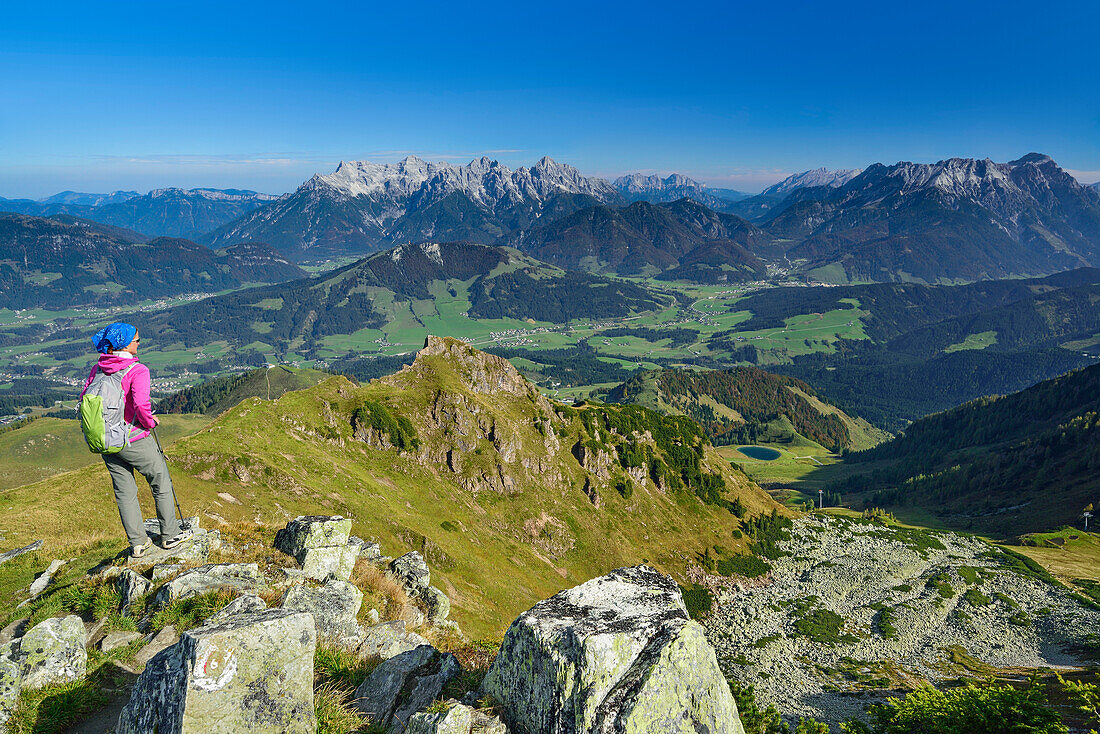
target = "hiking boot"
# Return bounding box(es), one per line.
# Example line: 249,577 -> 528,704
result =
161,530 -> 192,550
131,540 -> 153,558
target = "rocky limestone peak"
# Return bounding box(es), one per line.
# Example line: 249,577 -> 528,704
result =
415,335 -> 539,399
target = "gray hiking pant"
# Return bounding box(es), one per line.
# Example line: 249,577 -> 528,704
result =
102,435 -> 182,547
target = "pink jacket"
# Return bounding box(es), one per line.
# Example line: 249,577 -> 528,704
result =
80,354 -> 157,443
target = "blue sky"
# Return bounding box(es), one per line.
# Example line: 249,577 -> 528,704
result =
1,0 -> 1098,197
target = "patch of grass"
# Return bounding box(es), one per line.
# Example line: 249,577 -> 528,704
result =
957,566 -> 981,585
315,682 -> 370,734
793,608 -> 856,645
753,634 -> 783,649
315,643 -> 376,691
1009,611 -> 1032,627
351,560 -> 412,624
963,588 -> 992,607
4,677 -> 108,734
441,638 -> 501,702
892,584 -> 912,593
993,592 -> 1019,610
926,571 -> 955,599
148,590 -> 235,633
680,584 -> 714,620
715,554 -> 771,578
877,607 -> 898,639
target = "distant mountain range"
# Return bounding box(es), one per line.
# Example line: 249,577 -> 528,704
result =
0,213 -> 304,308
202,156 -> 624,256
503,198 -> 767,281
0,188 -> 275,239
760,168 -> 862,197
612,173 -> 749,208
760,154 -> 1100,282
5,154 -> 1099,287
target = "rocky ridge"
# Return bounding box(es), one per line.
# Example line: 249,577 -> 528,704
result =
2,516 -> 745,732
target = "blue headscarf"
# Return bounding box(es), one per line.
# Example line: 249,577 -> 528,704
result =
92,322 -> 137,354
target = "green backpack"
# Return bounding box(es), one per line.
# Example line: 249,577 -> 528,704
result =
79,364 -> 136,454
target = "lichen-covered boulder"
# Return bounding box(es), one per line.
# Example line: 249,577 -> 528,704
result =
350,537 -> 382,560
281,580 -> 362,641
99,630 -> 142,653
117,568 -> 152,616
274,516 -> 352,559
117,609 -> 316,734
481,565 -> 744,734
15,615 -> 87,690
355,645 -> 462,734
356,620 -> 430,661
406,700 -> 508,734
0,653 -> 21,730
151,563 -> 263,610
422,586 -> 451,624
300,544 -> 358,582
207,594 -> 267,625
389,552 -> 430,597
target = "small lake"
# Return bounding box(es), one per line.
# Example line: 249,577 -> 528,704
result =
737,445 -> 782,461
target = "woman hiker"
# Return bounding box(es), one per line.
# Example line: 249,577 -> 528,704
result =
81,322 -> 189,558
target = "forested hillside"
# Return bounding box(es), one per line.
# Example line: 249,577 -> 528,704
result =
836,362 -> 1100,534
608,367 -> 886,452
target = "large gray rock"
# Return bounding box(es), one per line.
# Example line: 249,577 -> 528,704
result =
299,544 -> 357,582
206,594 -> 267,625
151,563 -> 263,610
355,645 -> 462,734
127,526 -> 220,568
117,609 -> 316,734
274,516 -> 352,559
14,615 -> 87,690
389,552 -> 430,597
349,536 -> 382,560
28,559 -> 66,597
481,565 -> 744,734
407,700 -> 508,734
422,585 -> 451,624
0,654 -> 20,731
117,568 -> 152,616
357,620 -> 430,661
99,630 -> 143,653
280,580 -> 362,641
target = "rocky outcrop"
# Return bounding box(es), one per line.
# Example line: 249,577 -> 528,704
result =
406,700 -> 508,734
28,559 -> 65,598
275,516 -> 359,581
117,609 -> 317,734
9,615 -> 87,691
356,620 -> 430,661
482,565 -> 744,734
281,579 -> 363,641
207,594 -> 267,625
0,655 -> 19,731
390,552 -> 430,597
151,563 -> 263,610
118,568 -> 152,616
422,586 -> 451,624
355,645 -> 462,734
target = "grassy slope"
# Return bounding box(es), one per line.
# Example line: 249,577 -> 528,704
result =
0,414 -> 212,491
0,339 -> 778,637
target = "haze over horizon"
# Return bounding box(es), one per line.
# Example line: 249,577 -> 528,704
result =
2,0 -> 1098,198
